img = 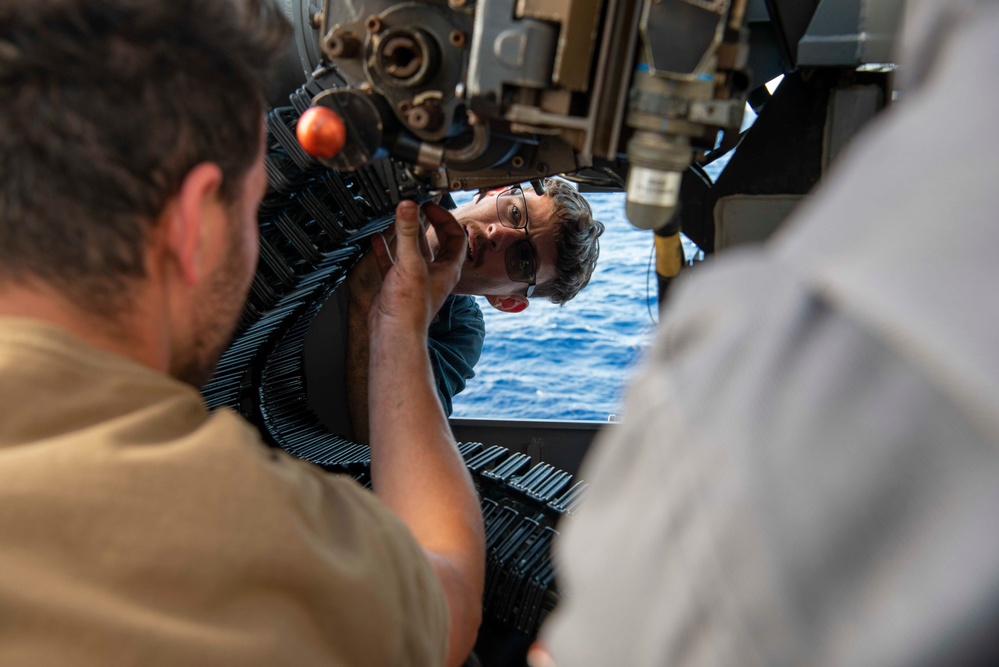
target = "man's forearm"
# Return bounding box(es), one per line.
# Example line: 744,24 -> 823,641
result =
368,323 -> 485,667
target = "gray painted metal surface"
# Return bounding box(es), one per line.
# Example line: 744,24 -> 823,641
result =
798,0 -> 904,65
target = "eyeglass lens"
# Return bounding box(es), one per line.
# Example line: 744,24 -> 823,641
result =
496,187 -> 528,229
496,186 -> 537,289
505,239 -> 536,284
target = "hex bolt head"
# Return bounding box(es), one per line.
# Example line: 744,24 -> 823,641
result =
407,103 -> 444,132
326,31 -> 360,58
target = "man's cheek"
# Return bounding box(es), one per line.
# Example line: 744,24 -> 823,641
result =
246,230 -> 261,276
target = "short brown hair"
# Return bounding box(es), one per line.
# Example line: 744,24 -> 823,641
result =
0,0 -> 291,314
532,178 -> 604,305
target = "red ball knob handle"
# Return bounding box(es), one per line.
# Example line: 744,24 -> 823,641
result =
296,106 -> 347,159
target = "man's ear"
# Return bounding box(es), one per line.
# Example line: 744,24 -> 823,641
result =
163,162 -> 224,286
486,294 -> 529,313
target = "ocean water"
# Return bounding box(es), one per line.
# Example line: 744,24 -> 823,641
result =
447,104 -> 752,421
449,190 -> 663,422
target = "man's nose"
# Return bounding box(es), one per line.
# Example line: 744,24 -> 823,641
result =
484,223 -> 522,250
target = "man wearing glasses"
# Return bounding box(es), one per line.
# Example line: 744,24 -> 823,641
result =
316,177 -> 603,443
443,179 -> 600,311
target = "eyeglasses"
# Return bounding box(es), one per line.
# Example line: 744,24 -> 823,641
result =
496,186 -> 537,297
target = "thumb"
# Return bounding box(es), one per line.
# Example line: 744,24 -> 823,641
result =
393,201 -> 422,263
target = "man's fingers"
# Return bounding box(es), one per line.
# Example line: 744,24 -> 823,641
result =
392,200 -> 423,263
421,203 -> 466,266
370,232 -> 394,278
418,211 -> 435,262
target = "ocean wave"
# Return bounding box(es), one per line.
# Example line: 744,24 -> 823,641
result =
452,191 -> 662,421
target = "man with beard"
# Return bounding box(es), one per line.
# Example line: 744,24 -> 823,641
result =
0,1 -> 484,666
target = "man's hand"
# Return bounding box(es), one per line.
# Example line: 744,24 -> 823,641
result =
369,201 -> 465,334
366,200 -> 485,667
345,202 -> 464,442
345,202 -> 444,311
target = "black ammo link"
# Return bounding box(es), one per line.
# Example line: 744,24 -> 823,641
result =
201,95 -> 414,423
201,91 -> 587,656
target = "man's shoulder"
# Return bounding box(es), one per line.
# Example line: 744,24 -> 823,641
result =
0,401 -> 449,665
444,293 -> 480,311
435,294 -> 483,325
430,295 -> 485,346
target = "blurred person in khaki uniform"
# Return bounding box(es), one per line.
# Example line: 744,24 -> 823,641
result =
0,1 -> 484,665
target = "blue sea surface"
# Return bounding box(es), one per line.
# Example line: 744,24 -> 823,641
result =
450,190 -> 664,422
447,102 -> 755,421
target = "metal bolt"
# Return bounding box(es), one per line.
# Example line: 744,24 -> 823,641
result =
451,180 -> 463,189
326,32 -> 360,58
511,155 -> 525,169
407,103 -> 444,132
449,0 -> 467,7
409,108 -> 431,130
366,15 -> 382,33
310,11 -> 324,28
449,30 -> 466,48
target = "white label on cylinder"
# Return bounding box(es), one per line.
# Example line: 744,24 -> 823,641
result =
626,167 -> 682,207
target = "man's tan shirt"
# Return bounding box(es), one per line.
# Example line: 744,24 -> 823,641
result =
0,318 -> 447,666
